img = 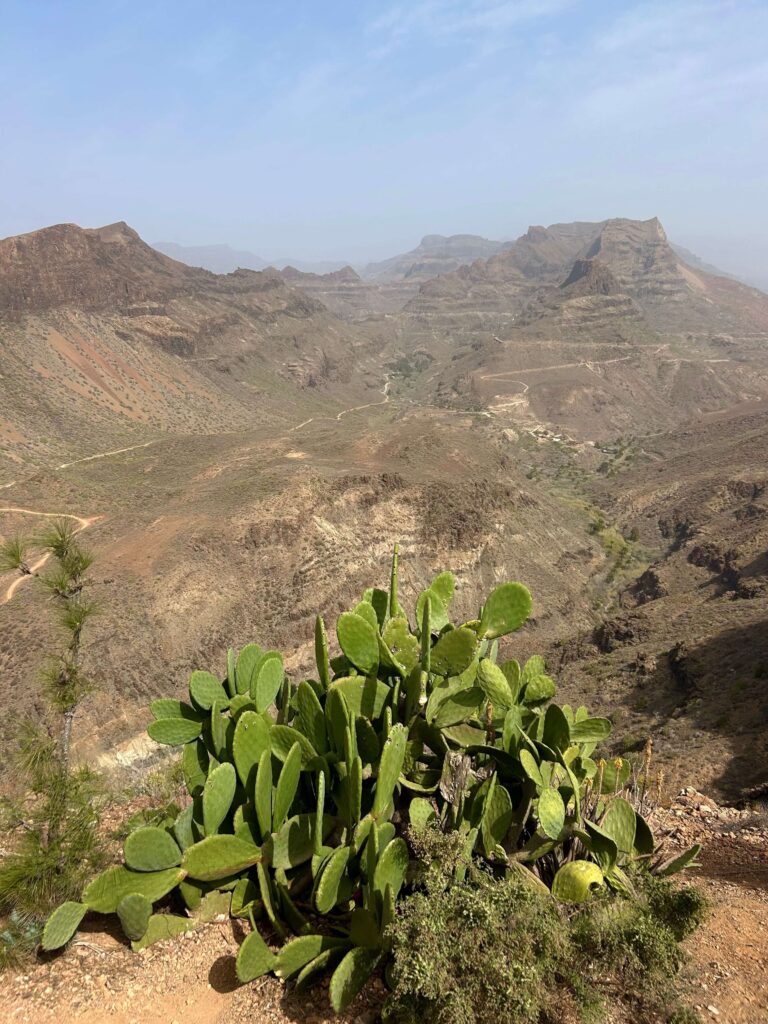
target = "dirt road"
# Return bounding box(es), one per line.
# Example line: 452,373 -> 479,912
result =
289,377 -> 390,433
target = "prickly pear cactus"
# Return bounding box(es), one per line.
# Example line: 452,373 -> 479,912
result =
43,548 -> 699,1014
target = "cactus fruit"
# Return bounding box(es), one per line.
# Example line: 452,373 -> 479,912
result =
116,893 -> 152,941
41,901 -> 88,951
551,861 -> 604,903
124,826 -> 182,872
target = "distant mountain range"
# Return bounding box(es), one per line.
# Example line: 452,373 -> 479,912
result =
154,231 -> 761,297
152,241 -> 349,276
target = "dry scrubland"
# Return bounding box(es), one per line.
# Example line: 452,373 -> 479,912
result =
0,216 -> 767,1021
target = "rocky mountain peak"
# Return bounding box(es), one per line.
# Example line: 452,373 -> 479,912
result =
561,257 -> 621,295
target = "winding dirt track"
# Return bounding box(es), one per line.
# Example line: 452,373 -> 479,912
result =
0,508 -> 100,605
289,377 -> 391,433
480,354 -> 634,381
57,441 -> 156,470
0,380 -> 396,605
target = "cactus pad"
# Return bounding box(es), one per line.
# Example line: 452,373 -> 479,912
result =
337,612 -> 380,675
479,582 -> 532,639
202,762 -> 237,835
314,845 -> 351,914
430,627 -> 479,678
538,787 -> 566,840
182,834 -> 261,881
476,658 -> 516,709
41,901 -> 87,951
272,742 -> 302,830
330,946 -> 382,1013
232,710 -> 271,787
116,893 -> 152,941
147,718 -> 202,745
83,866 -> 185,914
235,643 -> 264,694
372,724 -> 407,817
601,797 -> 637,855
124,826 -> 182,872
251,652 -> 284,713
189,670 -> 229,710
131,914 -> 193,951
236,929 -> 277,982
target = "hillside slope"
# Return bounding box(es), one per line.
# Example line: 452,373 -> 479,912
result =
0,222 -> 377,474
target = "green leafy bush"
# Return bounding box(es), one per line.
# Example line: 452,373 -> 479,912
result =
42,548 -> 701,1014
384,836 -> 704,1024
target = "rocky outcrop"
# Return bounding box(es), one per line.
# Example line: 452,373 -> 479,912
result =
405,217 -> 768,334
364,233 -> 504,282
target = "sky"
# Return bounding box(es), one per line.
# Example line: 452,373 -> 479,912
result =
1,0 -> 767,279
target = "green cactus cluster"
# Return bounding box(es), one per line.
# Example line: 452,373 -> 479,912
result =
43,548 -> 700,1012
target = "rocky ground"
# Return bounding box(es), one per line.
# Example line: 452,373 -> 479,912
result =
1,790 -> 765,1024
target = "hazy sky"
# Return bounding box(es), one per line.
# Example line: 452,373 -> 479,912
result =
2,0 -> 767,277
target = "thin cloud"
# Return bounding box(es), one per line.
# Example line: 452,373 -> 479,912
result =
369,0 -> 575,47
